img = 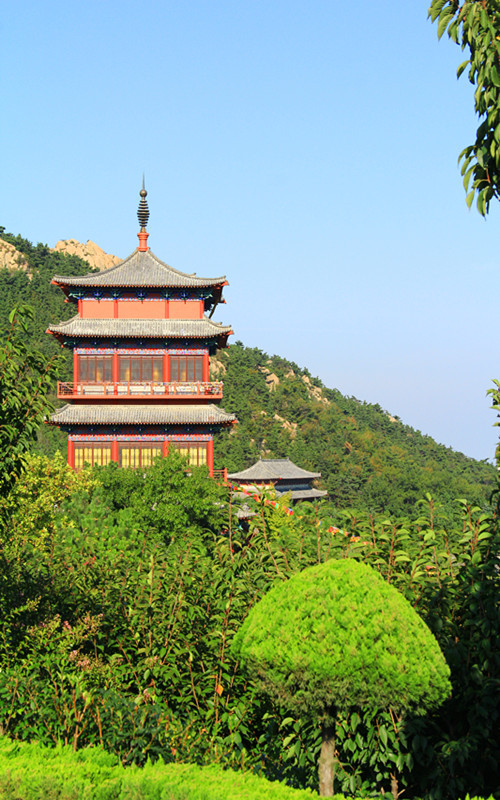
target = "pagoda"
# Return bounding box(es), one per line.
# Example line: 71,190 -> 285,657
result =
47,184 -> 236,473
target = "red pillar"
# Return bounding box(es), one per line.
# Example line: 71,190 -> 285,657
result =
203,353 -> 209,382
112,353 -> 119,393
112,439 -> 119,464
68,439 -> 74,469
73,351 -> 79,387
208,438 -> 214,476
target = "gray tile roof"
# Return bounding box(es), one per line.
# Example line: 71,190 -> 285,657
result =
50,404 -> 236,426
281,488 -> 328,500
52,250 -> 227,288
235,503 -> 256,520
228,458 -> 321,481
47,316 -> 232,339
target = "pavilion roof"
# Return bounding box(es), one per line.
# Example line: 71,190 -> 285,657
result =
52,249 -> 227,289
282,488 -> 328,500
50,403 -> 236,426
227,458 -> 321,481
47,316 -> 232,340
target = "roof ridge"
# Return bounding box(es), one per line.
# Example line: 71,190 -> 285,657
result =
147,250 -> 226,283
48,316 -> 233,332
52,249 -> 138,283
52,249 -> 227,287
50,403 -> 237,425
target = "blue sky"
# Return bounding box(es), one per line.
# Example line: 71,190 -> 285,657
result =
2,0 -> 499,461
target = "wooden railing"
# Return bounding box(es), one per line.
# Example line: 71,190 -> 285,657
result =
57,381 -> 224,399
212,468 -> 228,483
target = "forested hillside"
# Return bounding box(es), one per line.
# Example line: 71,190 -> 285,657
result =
212,345 -> 495,514
0,227 -> 95,362
0,227 -> 495,516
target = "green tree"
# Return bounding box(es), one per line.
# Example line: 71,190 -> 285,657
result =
0,306 -> 60,511
232,558 -> 451,797
0,452 -> 96,550
488,377 -> 500,463
429,0 -> 500,214
92,451 -> 230,546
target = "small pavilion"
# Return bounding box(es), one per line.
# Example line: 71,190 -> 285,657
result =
227,458 -> 328,504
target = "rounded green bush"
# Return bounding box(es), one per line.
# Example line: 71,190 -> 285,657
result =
232,558 -> 451,717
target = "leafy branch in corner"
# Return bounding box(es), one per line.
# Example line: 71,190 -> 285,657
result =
429,0 -> 500,214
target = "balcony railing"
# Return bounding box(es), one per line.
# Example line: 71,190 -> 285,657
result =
57,380 -> 224,400
212,468 -> 228,483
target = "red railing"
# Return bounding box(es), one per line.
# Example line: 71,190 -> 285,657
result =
212,468 -> 228,483
57,381 -> 224,400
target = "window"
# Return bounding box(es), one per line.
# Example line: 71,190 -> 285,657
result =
74,444 -> 112,469
169,355 -> 203,382
171,441 -> 208,467
119,442 -> 163,468
78,355 -> 112,382
119,355 -> 163,382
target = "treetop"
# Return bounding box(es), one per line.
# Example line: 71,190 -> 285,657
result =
232,558 -> 451,717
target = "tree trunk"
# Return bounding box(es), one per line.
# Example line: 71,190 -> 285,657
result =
318,720 -> 336,797
391,773 -> 399,800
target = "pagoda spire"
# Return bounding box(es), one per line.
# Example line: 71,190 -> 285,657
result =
137,176 -> 150,251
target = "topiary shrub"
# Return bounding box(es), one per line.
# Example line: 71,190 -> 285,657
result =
232,558 -> 451,796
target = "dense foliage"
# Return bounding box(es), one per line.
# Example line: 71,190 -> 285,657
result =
429,0 -> 500,215
0,454 -> 498,799
0,738 -> 321,800
232,560 -> 451,717
0,306 -> 60,506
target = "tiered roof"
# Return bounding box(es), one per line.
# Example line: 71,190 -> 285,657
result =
51,404 -> 236,426
52,249 -> 227,292
47,317 -> 232,340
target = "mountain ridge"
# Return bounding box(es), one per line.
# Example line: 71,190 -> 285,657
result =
0,232 -> 120,273
53,239 -> 120,271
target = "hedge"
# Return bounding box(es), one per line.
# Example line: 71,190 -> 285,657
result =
0,736 -> 320,800
0,738 -> 495,800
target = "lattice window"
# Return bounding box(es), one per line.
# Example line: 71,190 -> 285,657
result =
169,355 -> 203,382
78,355 -> 112,382
171,441 -> 208,467
74,444 -> 112,469
119,355 -> 163,382
119,442 -> 163,468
